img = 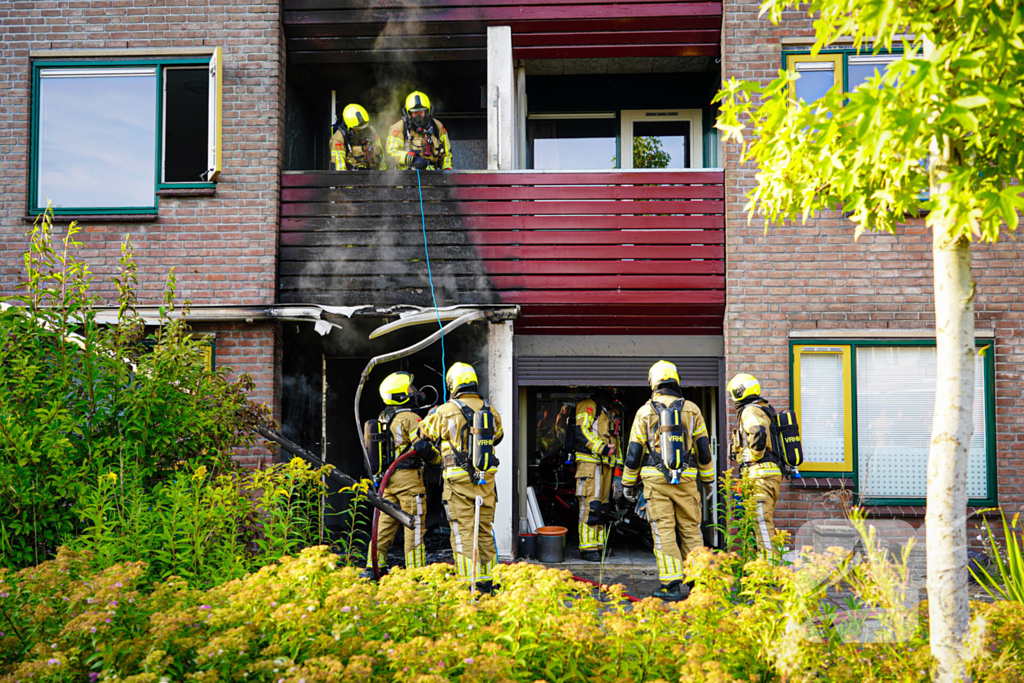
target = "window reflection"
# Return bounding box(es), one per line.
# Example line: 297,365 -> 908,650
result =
38,68 -> 157,209
632,120 -> 689,169
794,62 -> 835,103
529,117 -> 616,170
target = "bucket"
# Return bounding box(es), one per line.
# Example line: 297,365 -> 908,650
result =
535,526 -> 567,563
518,533 -> 537,560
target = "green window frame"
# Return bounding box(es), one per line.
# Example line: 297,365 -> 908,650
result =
789,338 -> 997,507
29,51 -> 222,216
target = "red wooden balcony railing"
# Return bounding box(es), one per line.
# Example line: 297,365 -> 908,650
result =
283,0 -> 722,63
280,169 -> 725,335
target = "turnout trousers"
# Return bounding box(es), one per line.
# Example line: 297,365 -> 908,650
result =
576,461 -> 613,552
443,472 -> 498,583
369,468 -> 427,569
642,472 -> 703,585
747,473 -> 782,552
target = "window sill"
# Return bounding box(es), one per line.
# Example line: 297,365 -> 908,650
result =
24,213 -> 158,223
789,477 -> 849,490
157,188 -> 216,198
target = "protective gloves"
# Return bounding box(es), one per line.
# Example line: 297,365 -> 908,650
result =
407,153 -> 429,170
623,485 -> 638,503
612,476 -> 624,501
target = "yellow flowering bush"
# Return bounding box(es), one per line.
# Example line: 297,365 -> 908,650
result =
2,543 -> 1022,682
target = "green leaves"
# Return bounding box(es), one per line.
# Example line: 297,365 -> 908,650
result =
717,0 -> 1024,245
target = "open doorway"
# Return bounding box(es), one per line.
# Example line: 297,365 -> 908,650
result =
523,383 -> 720,561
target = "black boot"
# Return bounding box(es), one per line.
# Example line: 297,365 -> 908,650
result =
475,580 -> 500,595
580,550 -> 602,562
652,580 -> 685,602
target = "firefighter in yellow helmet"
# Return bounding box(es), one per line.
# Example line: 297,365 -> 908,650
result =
414,362 -> 503,593
573,388 -> 624,561
622,360 -> 715,602
364,372 -> 437,576
331,103 -> 386,171
727,373 -> 783,553
386,91 -> 453,171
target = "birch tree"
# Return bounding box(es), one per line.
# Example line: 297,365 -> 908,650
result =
715,1 -> 1024,680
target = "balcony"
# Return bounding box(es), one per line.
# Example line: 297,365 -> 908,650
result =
279,169 -> 724,335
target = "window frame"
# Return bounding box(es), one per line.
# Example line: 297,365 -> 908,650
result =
785,52 -> 845,102
791,344 -> 855,473
30,56 -> 218,216
788,338 -> 997,507
620,109 -> 703,170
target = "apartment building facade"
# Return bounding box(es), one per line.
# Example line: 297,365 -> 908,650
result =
1,0 -> 1016,558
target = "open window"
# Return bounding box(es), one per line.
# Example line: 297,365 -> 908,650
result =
620,110 -> 703,169
31,50 -> 223,215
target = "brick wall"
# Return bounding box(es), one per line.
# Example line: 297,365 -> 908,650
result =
722,0 -> 1024,539
0,0 -> 285,458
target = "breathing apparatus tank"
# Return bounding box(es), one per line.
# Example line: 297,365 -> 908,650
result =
658,406 -> 687,484
470,406 -> 496,485
363,420 -> 393,478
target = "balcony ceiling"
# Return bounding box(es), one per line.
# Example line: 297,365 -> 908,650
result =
283,0 -> 723,63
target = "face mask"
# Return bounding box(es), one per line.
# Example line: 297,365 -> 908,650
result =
351,125 -> 371,144
409,109 -> 428,129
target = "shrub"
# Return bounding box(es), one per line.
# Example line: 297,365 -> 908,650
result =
0,210 -> 271,570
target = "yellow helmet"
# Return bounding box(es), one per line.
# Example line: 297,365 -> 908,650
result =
445,362 -> 478,395
342,103 -> 371,130
727,373 -> 761,402
404,91 -> 432,114
380,371 -> 414,405
648,360 -> 680,391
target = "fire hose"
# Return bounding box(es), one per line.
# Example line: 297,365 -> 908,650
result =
369,448 -> 416,579
257,425 -> 415,529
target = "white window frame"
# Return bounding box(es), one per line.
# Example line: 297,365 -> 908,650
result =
620,109 -> 703,170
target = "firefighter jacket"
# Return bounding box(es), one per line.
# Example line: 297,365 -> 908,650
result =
574,398 -> 623,468
380,407 -> 426,469
331,127 -> 386,171
416,393 -> 502,481
732,400 -> 782,478
385,118 -> 453,171
622,392 -> 713,487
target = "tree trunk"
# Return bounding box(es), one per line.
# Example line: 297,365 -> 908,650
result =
925,38 -> 974,679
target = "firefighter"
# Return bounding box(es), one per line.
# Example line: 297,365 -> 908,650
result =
622,361 -> 715,602
727,373 -> 783,553
330,103 -> 386,171
414,362 -> 503,593
365,372 -> 436,576
386,91 -> 453,171
574,389 -> 624,561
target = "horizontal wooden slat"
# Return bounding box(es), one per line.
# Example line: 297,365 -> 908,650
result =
281,170 -> 724,187
280,229 -> 722,247
282,199 -> 724,217
282,184 -> 723,202
280,274 -> 722,291
518,303 -> 725,316
514,326 -> 723,335
514,43 -> 718,58
279,259 -> 723,276
280,244 -> 722,260
286,0 -> 713,10
514,315 -> 724,327
499,290 -> 725,305
284,4 -> 721,26
512,28 -> 720,46
490,275 -> 724,289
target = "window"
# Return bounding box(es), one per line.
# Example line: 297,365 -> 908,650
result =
527,114 -> 617,170
31,49 -> 222,215
785,53 -> 844,103
847,53 -> 900,91
620,110 -> 702,169
791,340 -> 996,505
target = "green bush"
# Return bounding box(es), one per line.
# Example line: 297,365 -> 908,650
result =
0,210 -> 271,570
65,458 -> 339,589
1,544 -> 1021,683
